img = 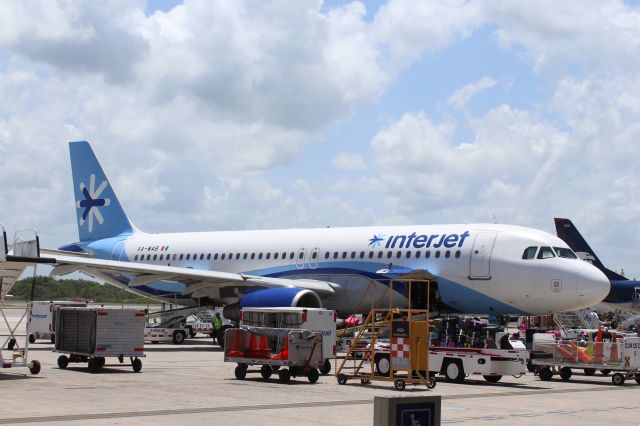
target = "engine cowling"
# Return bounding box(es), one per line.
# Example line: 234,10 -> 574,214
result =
223,288 -> 322,322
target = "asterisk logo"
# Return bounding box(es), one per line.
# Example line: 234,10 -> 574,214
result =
369,234 -> 385,248
76,174 -> 110,233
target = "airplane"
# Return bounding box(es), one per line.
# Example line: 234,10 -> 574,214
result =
555,217 -> 639,312
6,142 -> 610,328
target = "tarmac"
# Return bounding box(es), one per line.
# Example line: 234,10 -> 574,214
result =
1,309 -> 639,425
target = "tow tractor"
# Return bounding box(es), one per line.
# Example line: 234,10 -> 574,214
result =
145,306 -> 214,344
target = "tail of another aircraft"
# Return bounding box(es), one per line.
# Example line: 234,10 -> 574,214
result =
69,141 -> 135,242
554,217 -> 626,281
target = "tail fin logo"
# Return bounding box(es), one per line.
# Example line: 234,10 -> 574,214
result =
76,174 -> 111,233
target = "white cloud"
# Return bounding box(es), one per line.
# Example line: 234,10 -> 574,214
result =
447,76 -> 497,109
332,152 -> 367,171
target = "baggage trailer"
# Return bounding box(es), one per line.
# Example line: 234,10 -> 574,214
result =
239,307 -> 336,374
224,326 -> 324,384
27,300 -> 87,343
55,307 -> 145,373
531,333 -> 640,385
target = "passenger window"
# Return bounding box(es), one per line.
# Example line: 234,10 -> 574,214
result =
359,251 -> 365,259
193,253 -> 197,259
522,246 -> 538,260
537,246 -> 555,259
455,250 -> 461,258
214,253 -> 218,260
220,254 -> 225,260
369,251 -> 374,259
435,251 -> 441,258
207,253 -> 211,260
396,251 -> 402,258
342,252 -> 347,259
147,254 -> 151,261
282,252 -> 286,259
274,253 -> 279,259
186,254 -> 190,260
325,252 -> 330,259
153,254 -> 157,261
333,252 -> 339,259
416,251 -> 421,259
378,251 -> 383,259
200,254 -> 204,260
554,247 -> 578,259
159,254 -> 163,261
445,251 -> 451,258
266,253 -> 271,259
243,253 -> 248,260
351,252 -> 356,259
258,253 -> 263,260
406,251 -> 411,258
290,252 -> 295,260
236,253 -> 240,260
298,252 -> 304,259
173,254 -> 177,260
425,251 -> 430,258
179,254 -> 184,260
387,251 -> 392,259
312,252 -> 317,259
134,255 -> 138,261
250,253 -> 255,260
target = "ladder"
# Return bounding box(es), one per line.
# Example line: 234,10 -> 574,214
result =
0,225 -> 41,375
554,309 -> 601,333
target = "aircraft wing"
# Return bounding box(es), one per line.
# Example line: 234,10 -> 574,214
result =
13,253 -> 336,296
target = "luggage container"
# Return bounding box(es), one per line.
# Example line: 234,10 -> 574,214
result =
224,326 -> 324,384
54,307 -> 145,373
531,333 -> 640,385
27,300 -> 87,343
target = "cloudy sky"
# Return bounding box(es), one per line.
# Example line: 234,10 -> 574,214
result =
1,0 -> 640,278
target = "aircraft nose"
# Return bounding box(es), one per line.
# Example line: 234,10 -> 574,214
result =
576,263 -> 610,306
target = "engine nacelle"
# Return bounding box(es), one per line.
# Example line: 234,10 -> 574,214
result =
223,288 -> 322,322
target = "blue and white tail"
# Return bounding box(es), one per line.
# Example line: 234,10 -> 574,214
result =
69,141 -> 135,242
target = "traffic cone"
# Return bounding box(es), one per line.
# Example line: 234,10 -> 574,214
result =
225,329 -> 245,358
271,336 -> 289,360
609,334 -> 619,363
248,334 -> 271,359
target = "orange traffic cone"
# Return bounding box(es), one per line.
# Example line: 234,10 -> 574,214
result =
609,334 -> 619,363
594,326 -> 603,363
248,334 -> 271,359
226,329 -> 245,358
271,336 -> 289,360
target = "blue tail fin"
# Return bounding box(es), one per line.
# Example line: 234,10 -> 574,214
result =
69,141 -> 134,242
554,217 -> 626,281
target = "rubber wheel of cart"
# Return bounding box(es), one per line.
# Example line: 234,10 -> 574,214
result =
320,359 -> 332,375
260,365 -> 272,379
235,365 -> 247,380
612,373 -> 625,386
583,368 -> 596,376
28,334 -> 36,344
57,355 -> 69,369
483,375 -> 502,383
132,358 -> 142,373
394,379 -> 406,391
375,354 -> 391,376
427,377 -> 437,389
337,374 -> 348,385
88,359 -> 99,373
308,368 -> 320,383
360,379 -> 371,385
96,357 -> 106,368
601,369 -> 611,376
173,331 -> 186,345
559,367 -> 572,381
539,367 -> 553,381
278,369 -> 291,384
29,360 -> 41,375
444,360 -> 465,383
635,374 -> 640,385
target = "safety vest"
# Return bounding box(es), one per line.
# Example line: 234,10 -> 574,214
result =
213,316 -> 223,330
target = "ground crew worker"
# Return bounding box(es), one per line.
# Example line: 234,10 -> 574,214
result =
212,312 -> 223,344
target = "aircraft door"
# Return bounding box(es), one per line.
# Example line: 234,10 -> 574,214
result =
111,240 -> 126,261
309,247 -> 319,269
469,232 -> 497,279
296,248 -> 306,269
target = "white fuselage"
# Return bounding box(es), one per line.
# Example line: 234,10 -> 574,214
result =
81,223 -> 610,315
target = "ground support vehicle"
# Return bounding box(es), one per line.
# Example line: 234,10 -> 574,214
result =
531,333 -> 640,385
335,273 -> 436,391
55,307 -> 145,373
0,227 -> 41,375
240,307 -> 336,374
144,305 -> 212,344
224,326 -> 324,384
26,300 -> 87,343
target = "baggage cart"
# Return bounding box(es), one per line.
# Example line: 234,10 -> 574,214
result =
27,300 -> 87,343
531,333 -> 640,385
54,307 -> 145,373
224,326 -> 324,384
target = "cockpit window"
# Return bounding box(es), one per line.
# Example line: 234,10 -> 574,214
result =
554,247 -> 577,259
522,246 -> 537,260
537,246 -> 556,259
